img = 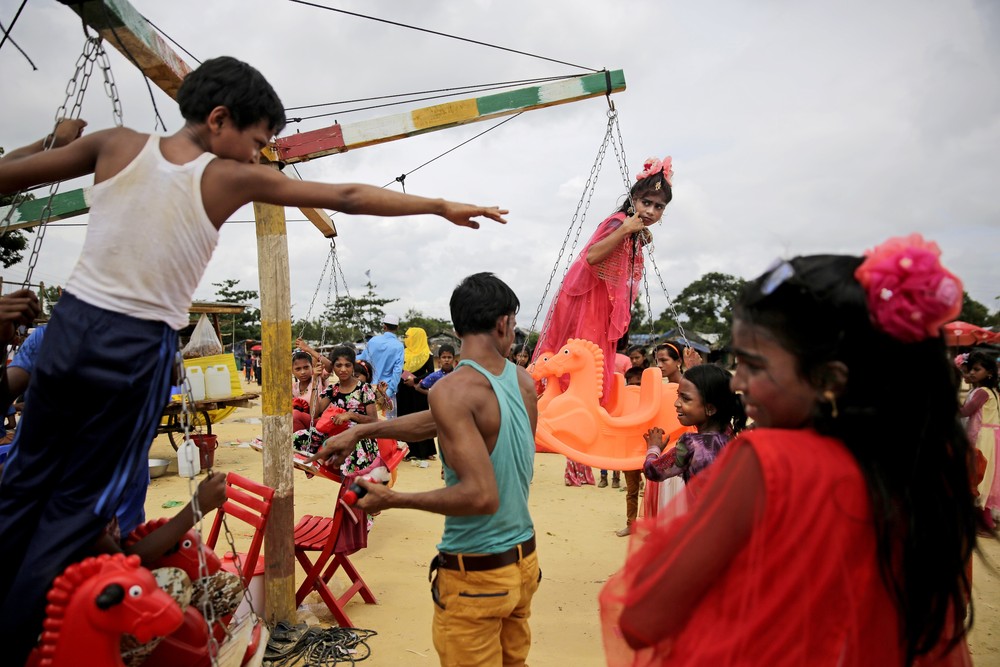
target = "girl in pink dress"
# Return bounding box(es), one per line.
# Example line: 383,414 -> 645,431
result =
535,157 -> 674,487
960,349 -> 1000,524
601,236 -> 975,666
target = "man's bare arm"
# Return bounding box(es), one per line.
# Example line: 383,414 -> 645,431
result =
309,409 -> 437,467
354,380 -> 499,516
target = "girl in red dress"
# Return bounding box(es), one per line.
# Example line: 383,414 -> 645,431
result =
601,236 -> 977,666
536,157 -> 674,487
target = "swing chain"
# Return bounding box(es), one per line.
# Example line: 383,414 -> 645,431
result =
298,243 -> 335,339
176,354 -> 223,665
527,113 -> 614,345
95,40 -> 124,127
607,108 -> 691,349
18,35 -> 104,290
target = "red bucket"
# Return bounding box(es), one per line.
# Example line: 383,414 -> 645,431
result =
190,433 -> 218,469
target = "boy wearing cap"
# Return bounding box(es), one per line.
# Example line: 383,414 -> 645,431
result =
358,315 -> 405,417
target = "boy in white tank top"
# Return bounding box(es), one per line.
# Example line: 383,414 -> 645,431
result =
0,56 -> 508,664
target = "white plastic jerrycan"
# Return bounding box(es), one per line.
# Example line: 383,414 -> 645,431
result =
187,366 -> 206,401
177,438 -> 202,478
205,364 -> 232,400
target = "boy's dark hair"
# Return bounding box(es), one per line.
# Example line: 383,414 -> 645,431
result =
737,254 -> 976,664
437,344 -> 456,357
329,345 -> 356,364
682,365 -> 745,433
291,351 -> 313,364
450,273 -> 519,336
177,56 -> 286,133
967,350 -> 999,390
623,366 -> 644,384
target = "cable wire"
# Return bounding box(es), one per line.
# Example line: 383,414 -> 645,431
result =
0,17 -> 36,70
140,13 -> 202,65
287,0 -> 598,72
0,0 -> 28,53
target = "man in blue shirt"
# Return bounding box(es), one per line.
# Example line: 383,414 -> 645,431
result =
358,315 -> 404,418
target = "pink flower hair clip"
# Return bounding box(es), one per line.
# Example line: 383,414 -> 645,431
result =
853,234 -> 963,343
636,156 -> 673,187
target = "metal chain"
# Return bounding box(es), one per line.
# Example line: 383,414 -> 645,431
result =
96,39 -> 124,128
298,245 -> 335,338
176,353 -> 222,665
607,111 -> 691,348
526,111 -> 615,350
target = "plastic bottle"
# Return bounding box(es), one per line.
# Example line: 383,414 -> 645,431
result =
343,466 -> 392,505
186,366 -> 206,401
177,438 -> 202,478
205,364 -> 231,399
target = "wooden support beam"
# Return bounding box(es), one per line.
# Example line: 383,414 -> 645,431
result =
253,164 -> 296,624
67,0 -> 191,97
268,70 -> 626,165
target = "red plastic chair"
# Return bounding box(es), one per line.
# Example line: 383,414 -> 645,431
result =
206,472 -> 275,590
292,439 -> 407,626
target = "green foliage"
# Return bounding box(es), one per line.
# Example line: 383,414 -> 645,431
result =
401,308 -> 452,336
0,146 -> 35,269
212,279 -> 261,345
656,272 -> 747,339
959,292 -> 993,327
320,279 -> 398,344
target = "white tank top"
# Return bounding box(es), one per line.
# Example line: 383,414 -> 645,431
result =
66,135 -> 220,330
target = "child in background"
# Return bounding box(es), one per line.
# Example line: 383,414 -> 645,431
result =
314,346 -> 379,474
611,367 -> 647,535
642,364 -> 745,490
960,349 -> 1000,525
417,344 -> 457,393
0,54 -> 506,660
292,350 -> 320,432
627,345 -> 650,370
602,236 -> 975,665
355,359 -> 374,384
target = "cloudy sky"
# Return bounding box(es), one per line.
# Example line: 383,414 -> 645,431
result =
1,0 -> 997,330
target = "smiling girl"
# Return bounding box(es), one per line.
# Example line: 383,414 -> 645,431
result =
643,365 -> 745,487
602,236 -> 976,665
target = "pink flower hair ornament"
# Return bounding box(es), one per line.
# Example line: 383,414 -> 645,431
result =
854,234 -> 963,343
636,156 -> 673,186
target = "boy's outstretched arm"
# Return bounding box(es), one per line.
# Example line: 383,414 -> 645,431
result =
210,162 -> 507,229
0,120 -> 97,194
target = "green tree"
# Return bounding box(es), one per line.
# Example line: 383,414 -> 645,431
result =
959,292 -> 991,327
321,279 -> 398,344
656,272 -> 747,339
212,279 -> 261,344
0,146 -> 35,268
401,308 -> 452,336
40,284 -> 62,316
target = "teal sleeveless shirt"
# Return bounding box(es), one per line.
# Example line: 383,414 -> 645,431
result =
437,359 -> 535,554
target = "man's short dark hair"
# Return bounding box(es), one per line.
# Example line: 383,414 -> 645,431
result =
438,344 -> 456,356
450,273 -> 519,336
177,56 -> 286,133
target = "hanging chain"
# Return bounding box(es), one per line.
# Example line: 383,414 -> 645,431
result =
176,353 -> 223,665
607,110 -> 690,349
298,245 -> 335,339
527,111 -> 615,351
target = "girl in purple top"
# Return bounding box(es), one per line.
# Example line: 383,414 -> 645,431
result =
644,365 -> 746,483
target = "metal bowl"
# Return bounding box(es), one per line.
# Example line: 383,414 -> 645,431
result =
149,458 -> 171,479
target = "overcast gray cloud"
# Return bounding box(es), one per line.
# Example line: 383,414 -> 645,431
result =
1,0 -> 996,328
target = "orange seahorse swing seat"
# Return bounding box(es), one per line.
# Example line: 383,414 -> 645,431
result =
530,338 -> 690,471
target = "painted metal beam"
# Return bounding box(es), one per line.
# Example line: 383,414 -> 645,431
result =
269,70 -> 626,165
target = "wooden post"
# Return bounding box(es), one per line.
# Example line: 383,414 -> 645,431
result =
253,164 -> 296,624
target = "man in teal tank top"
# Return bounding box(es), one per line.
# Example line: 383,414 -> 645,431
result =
314,273 -> 540,666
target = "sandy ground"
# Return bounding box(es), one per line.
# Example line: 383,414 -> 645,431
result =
144,383 -> 1000,666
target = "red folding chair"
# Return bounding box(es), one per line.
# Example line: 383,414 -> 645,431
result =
292,439 -> 407,626
206,472 -> 275,589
